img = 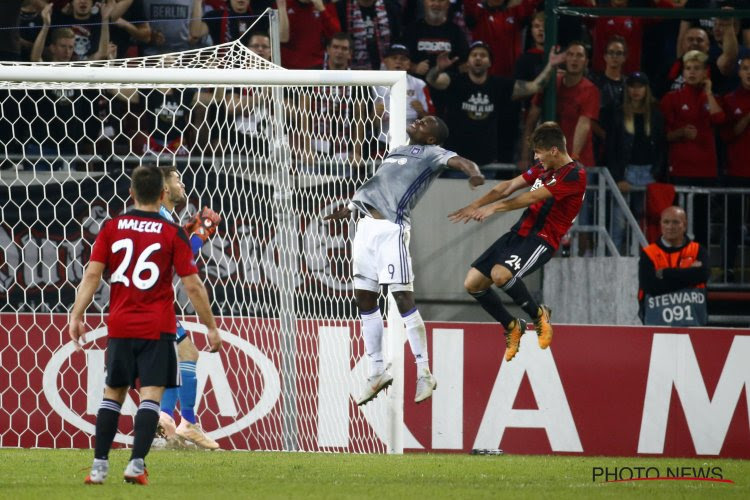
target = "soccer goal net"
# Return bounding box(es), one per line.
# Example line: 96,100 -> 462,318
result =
0,36 -> 409,453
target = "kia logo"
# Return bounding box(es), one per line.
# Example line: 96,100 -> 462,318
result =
43,322 -> 281,445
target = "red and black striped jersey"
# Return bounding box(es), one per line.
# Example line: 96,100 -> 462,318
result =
90,209 -> 199,340
513,161 -> 586,250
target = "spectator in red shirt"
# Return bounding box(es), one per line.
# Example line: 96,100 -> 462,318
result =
280,0 -> 340,69
591,0 -> 644,75
661,50 -> 724,180
664,24 -> 739,96
720,55 -> 750,183
660,49 -> 725,245
463,0 -> 541,78
719,55 -> 750,277
523,41 -> 600,169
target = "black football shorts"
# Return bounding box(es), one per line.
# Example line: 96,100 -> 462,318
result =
104,333 -> 179,389
472,231 -> 553,281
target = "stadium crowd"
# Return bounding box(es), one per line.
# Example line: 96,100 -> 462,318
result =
1,0 -> 750,250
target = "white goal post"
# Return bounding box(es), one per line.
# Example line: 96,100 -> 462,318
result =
0,46 -> 410,453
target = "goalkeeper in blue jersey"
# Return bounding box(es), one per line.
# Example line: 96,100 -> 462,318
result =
156,165 -> 221,449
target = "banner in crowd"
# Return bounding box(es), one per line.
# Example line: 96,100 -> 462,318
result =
1,315 -> 748,458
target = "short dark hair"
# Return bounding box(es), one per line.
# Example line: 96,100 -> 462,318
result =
249,30 -> 270,40
431,116 -> 450,145
566,40 -> 589,58
131,165 -> 164,204
530,121 -> 567,152
159,164 -> 178,180
605,35 -> 628,54
468,40 -> 492,61
327,32 -> 352,48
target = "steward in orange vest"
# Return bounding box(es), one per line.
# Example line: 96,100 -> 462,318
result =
638,206 -> 709,324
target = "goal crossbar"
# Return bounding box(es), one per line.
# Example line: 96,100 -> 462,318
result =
0,66 -> 408,88
0,66 -> 408,149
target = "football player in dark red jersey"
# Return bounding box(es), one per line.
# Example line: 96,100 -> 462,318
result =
449,122 -> 586,362
69,165 -> 221,486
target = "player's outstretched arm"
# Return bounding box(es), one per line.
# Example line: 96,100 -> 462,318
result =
181,273 -> 222,353
447,156 -> 484,189
448,174 -> 528,223
323,206 -> 352,221
472,185 -> 553,222
68,261 -> 105,351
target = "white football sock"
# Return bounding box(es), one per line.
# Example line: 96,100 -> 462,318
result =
361,308 -> 384,377
402,308 -> 430,376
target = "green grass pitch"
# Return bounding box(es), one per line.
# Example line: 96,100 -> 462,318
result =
1,449 -> 748,499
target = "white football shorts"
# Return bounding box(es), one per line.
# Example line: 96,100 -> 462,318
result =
352,216 -> 414,292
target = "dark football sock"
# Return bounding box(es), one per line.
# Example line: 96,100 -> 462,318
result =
501,278 -> 540,320
94,398 -> 121,460
131,400 -> 160,461
469,288 -> 514,330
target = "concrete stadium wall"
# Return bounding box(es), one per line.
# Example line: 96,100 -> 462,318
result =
543,257 -> 641,326
410,179 -> 524,302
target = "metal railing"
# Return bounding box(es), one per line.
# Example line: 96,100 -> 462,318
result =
561,168 -> 750,288
633,185 -> 750,288
560,167 -> 648,258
